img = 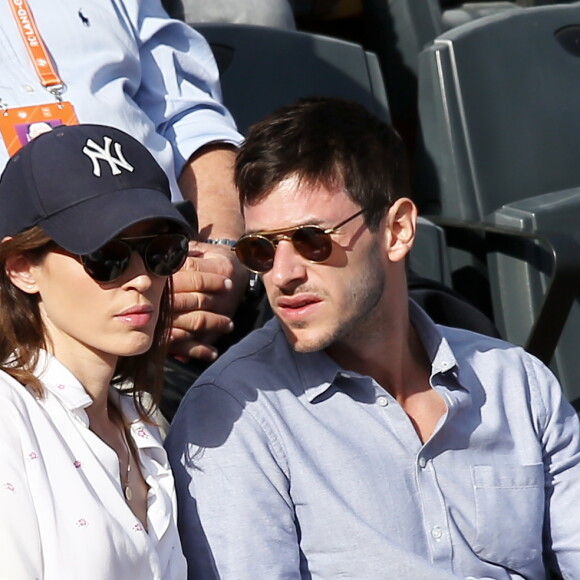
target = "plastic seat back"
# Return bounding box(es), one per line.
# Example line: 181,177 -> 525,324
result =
416,4 -> 580,219
415,5 -> 580,406
193,22 -> 390,134
363,0 -> 519,123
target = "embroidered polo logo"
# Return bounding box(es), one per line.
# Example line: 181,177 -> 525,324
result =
82,137 -> 134,177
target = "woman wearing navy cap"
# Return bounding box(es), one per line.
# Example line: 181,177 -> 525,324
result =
0,124 -> 193,578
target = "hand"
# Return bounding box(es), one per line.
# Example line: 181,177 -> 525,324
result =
169,240 -> 249,361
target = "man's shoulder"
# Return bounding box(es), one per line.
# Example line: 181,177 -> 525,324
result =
438,324 -> 552,381
168,319 -> 310,446
441,324 -> 524,359
440,323 -> 513,350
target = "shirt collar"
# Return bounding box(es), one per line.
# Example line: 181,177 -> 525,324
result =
112,387 -> 162,451
35,349 -> 94,412
285,299 -> 459,403
34,351 -> 161,446
294,348 -> 348,403
408,299 -> 458,378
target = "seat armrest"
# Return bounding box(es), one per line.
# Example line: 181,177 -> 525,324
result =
425,216 -> 580,365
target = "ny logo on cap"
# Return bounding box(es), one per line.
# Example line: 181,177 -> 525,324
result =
82,136 -> 134,177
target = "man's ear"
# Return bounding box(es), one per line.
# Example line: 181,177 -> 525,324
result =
385,198 -> 417,263
4,245 -> 40,294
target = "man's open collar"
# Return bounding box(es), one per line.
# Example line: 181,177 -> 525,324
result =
408,299 -> 459,378
283,299 -> 460,404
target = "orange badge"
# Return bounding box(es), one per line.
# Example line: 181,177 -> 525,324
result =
0,102 -> 79,156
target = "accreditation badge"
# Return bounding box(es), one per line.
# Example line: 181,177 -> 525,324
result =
0,101 -> 79,156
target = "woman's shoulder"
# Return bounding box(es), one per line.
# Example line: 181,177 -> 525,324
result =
0,370 -> 39,440
0,369 -> 34,405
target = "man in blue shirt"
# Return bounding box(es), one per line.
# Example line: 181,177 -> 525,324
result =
166,97 -> 580,579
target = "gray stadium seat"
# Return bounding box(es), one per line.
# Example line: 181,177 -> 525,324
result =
192,22 -> 391,134
410,217 -> 452,286
415,4 -> 580,406
363,0 -> 521,124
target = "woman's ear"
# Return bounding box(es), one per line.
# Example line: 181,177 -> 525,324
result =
385,197 -> 417,263
4,251 -> 40,294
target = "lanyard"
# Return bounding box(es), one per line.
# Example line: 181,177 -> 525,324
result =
8,0 -> 64,100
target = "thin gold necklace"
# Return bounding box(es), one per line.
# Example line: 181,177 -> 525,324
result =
120,427 -> 133,502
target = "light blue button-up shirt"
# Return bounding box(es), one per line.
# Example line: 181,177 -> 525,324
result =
166,301 -> 580,579
0,0 -> 242,197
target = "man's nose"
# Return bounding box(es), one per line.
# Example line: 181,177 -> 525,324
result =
269,239 -> 307,288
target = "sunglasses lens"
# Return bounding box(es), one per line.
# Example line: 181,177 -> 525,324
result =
235,227 -> 333,273
81,234 -> 189,282
235,236 -> 275,273
292,227 -> 332,263
144,234 -> 189,276
81,241 -> 131,283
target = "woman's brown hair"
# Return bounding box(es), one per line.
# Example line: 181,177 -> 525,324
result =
0,226 -> 173,421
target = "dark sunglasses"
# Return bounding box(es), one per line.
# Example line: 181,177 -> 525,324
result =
78,233 -> 189,283
233,209 -> 365,273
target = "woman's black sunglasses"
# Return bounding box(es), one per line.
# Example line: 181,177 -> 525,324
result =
233,210 -> 364,273
79,233 -> 189,283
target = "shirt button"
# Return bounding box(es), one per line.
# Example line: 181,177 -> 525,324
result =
418,457 -> 427,468
431,526 -> 443,540
376,396 -> 389,407
23,84 -> 35,92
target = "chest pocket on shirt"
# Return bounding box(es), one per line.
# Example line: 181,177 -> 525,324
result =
471,464 -> 545,570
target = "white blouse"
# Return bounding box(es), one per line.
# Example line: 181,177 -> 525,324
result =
0,351 -> 187,579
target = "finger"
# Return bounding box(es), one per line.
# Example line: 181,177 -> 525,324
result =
171,310 -> 234,338
169,327 -> 196,343
189,239 -> 236,257
168,318 -> 232,361
168,337 -> 219,362
182,254 -> 230,275
173,289 -> 245,321
183,247 -> 236,277
172,267 -> 232,295
172,290 -> 216,315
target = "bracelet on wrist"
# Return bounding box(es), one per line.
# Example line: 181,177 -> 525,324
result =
205,239 -> 263,300
205,238 -> 237,247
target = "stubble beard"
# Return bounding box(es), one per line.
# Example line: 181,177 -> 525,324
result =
285,242 -> 387,353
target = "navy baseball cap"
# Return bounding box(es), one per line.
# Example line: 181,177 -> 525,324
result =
0,124 -> 195,254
